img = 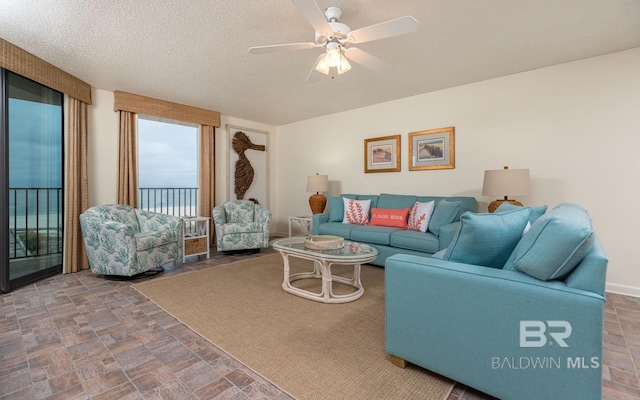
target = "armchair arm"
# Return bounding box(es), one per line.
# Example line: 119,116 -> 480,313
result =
79,215 -> 137,269
255,206 -> 272,225
385,254 -> 605,400
212,206 -> 228,247
212,206 -> 227,226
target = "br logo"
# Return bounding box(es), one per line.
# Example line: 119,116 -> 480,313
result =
520,321 -> 572,348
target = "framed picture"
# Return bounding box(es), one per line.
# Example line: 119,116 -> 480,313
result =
364,135 -> 401,173
408,127 -> 455,170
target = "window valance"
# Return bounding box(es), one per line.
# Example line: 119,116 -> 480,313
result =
114,91 -> 220,127
0,39 -> 92,104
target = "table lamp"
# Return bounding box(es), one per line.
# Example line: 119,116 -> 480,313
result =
482,166 -> 530,213
307,173 -> 329,214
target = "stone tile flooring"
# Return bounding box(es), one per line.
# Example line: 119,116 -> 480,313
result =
1,247 -> 638,399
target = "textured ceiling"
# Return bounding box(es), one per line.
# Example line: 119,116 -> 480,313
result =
2,1 -> 640,126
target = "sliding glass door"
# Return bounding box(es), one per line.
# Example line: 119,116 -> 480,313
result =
1,70 -> 64,293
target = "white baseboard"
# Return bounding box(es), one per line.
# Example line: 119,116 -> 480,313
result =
606,283 -> 640,298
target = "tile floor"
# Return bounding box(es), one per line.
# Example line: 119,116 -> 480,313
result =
1,247 -> 639,400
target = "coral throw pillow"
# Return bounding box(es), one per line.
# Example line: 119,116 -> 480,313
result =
342,198 -> 371,225
369,208 -> 410,228
407,201 -> 435,232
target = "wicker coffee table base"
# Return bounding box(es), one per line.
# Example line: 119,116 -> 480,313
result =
279,252 -> 370,304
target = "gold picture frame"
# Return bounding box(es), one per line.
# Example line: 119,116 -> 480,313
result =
364,135 -> 401,173
408,127 -> 455,170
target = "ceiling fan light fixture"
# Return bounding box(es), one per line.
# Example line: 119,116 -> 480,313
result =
315,57 -> 330,74
337,54 -> 351,74
325,47 -> 341,67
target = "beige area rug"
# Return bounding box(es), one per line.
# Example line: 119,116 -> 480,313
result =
135,254 -> 454,400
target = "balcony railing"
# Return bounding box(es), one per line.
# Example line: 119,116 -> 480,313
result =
9,188 -> 63,260
138,187 -> 199,217
8,187 -> 198,260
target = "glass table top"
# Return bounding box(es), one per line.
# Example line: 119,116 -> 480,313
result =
271,237 -> 378,261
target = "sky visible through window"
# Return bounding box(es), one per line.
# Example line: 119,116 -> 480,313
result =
137,118 -> 198,188
9,99 -> 62,188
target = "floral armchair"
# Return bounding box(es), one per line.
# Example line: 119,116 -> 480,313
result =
80,204 -> 183,277
213,200 -> 271,253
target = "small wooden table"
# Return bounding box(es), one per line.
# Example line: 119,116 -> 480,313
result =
271,237 -> 378,303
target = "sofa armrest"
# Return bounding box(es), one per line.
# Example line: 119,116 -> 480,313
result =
437,221 -> 460,250
385,254 -> 605,400
312,213 -> 330,235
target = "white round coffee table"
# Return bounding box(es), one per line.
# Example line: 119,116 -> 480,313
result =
271,237 -> 378,303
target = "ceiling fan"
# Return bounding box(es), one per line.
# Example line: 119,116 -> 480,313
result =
248,0 -> 419,82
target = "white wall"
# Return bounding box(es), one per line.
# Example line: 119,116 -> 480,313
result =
87,89 -> 118,207
275,48 -> 640,294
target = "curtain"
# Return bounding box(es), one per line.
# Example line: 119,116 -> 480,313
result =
199,125 -> 215,243
117,111 -> 138,207
63,96 -> 89,273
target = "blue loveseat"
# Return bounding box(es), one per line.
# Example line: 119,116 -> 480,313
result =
385,203 -> 607,400
311,193 -> 477,266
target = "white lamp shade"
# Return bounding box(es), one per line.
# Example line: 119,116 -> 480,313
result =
482,168 -> 530,197
306,174 -> 329,193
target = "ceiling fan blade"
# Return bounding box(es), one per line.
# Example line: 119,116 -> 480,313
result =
306,54 -> 325,82
291,0 -> 332,35
249,42 -> 317,55
344,47 -> 393,74
348,16 -> 419,44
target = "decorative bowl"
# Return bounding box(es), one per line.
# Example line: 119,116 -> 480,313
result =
304,235 -> 345,250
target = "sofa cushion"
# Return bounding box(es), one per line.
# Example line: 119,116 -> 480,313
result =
376,193 -> 417,209
428,200 -> 461,235
390,230 -> 440,253
343,198 -> 371,224
443,208 -> 532,269
318,222 -> 354,239
407,201 -> 435,232
505,203 -> 595,281
327,196 -> 344,222
351,225 -> 402,245
89,204 -> 140,233
354,194 -> 379,209
369,208 -> 410,228
224,200 -> 255,224
419,196 -> 477,220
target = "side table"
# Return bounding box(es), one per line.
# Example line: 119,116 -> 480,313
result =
288,216 -> 313,237
182,216 -> 210,262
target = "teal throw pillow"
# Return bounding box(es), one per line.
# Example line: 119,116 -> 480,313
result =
428,200 -> 461,235
496,202 -> 548,224
327,196 -> 344,222
505,203 -> 595,281
443,208 -> 532,269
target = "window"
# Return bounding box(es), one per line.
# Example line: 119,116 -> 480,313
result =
137,117 -> 199,216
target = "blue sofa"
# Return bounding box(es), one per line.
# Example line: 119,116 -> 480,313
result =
311,193 -> 477,266
385,203 -> 607,400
